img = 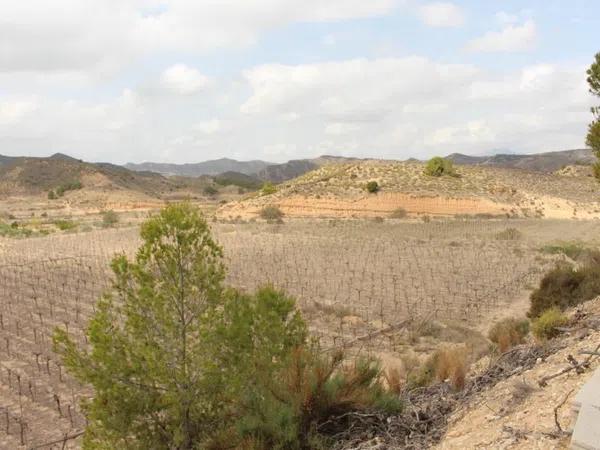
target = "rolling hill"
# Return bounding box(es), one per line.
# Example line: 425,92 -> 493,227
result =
0,153 -> 183,198
218,159 -> 600,220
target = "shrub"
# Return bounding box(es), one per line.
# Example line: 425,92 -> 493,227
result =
424,157 -> 456,177
55,180 -> 83,197
540,241 -> 587,260
259,205 -> 284,222
101,210 -> 119,227
593,162 -> 600,180
529,263 -> 600,318
261,182 -> 277,196
365,181 -> 379,193
409,346 -> 469,391
53,219 -> 77,231
0,222 -> 33,238
48,190 -> 57,200
236,350 -> 402,448
532,307 -> 569,340
488,317 -> 530,352
390,207 -> 407,219
203,185 -> 218,196
495,228 -> 522,241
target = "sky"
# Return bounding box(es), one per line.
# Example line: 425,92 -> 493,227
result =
0,0 -> 599,164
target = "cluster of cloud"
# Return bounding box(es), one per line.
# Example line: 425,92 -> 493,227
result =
0,1 -> 594,163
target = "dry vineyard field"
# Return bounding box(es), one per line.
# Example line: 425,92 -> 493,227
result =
0,218 -> 599,448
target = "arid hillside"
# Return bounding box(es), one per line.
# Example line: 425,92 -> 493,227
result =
218,160 -> 600,220
0,153 -> 179,196
0,154 -> 240,215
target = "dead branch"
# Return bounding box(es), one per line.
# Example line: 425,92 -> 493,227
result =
554,388 -> 575,435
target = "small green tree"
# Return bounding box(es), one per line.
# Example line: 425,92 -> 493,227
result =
587,52 -> 600,178
424,157 -> 456,177
365,181 -> 379,193
54,203 -> 401,449
261,182 -> 277,196
54,204 -> 227,449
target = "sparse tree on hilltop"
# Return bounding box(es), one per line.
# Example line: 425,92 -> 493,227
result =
424,156 -> 456,177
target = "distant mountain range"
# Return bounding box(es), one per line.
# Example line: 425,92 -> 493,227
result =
124,158 -> 271,177
123,149 -> 595,182
445,149 -> 594,173
124,155 -> 361,182
0,149 -> 594,196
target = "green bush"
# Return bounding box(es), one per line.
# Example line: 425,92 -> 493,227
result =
532,307 -> 569,340
203,185 -> 218,196
0,222 -> 32,238
365,181 -> 379,193
261,182 -> 277,196
529,263 -> 600,318
101,210 -> 119,227
424,157 -> 456,177
488,317 -> 530,351
53,219 -> 77,231
48,190 -> 57,200
390,207 -> 407,219
55,180 -> 83,197
259,205 -> 284,222
593,161 -> 600,180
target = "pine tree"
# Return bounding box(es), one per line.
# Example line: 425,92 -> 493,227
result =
54,203 -> 227,449
586,52 -> 600,178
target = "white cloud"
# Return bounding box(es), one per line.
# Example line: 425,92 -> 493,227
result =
427,120 -> 496,146
467,20 -> 537,53
3,55 -> 590,164
325,122 -> 361,136
0,99 -> 38,125
194,119 -> 221,134
418,2 -> 465,27
0,2 -> 593,164
241,57 -> 479,119
495,11 -> 519,25
160,64 -> 210,94
0,0 -> 399,75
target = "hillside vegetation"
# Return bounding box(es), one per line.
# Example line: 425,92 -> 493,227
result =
218,160 -> 600,220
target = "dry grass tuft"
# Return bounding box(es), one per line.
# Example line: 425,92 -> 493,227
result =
434,345 -> 469,390
488,317 -> 530,352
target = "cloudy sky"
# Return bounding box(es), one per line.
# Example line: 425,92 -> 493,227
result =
0,0 -> 599,163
